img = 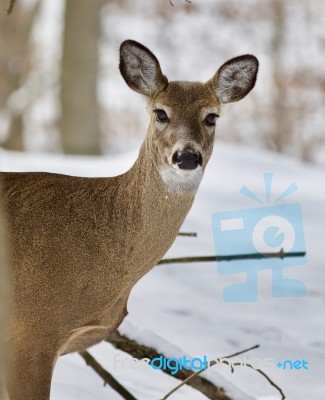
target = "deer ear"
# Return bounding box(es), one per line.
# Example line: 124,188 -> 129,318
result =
209,55 -> 259,104
119,40 -> 168,97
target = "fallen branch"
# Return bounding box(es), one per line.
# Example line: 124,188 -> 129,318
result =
79,350 -> 137,400
106,330 -> 232,400
105,329 -> 285,400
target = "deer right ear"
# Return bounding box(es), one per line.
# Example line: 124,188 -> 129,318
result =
119,40 -> 168,97
209,55 -> 259,104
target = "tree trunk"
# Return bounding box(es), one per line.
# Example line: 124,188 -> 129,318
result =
59,0 -> 104,155
3,115 -> 24,152
270,0 -> 291,152
0,186 -> 9,398
0,1 -> 38,151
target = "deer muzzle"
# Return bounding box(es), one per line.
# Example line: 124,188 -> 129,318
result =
172,150 -> 203,170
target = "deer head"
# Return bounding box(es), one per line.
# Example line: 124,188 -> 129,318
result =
120,40 -> 258,194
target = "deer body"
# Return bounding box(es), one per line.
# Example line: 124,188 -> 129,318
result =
1,41 -> 258,399
2,144 -> 194,352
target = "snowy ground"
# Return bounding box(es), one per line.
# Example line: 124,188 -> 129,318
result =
1,141 -> 324,400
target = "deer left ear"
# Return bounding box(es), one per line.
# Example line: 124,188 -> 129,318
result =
119,40 -> 168,97
209,55 -> 259,104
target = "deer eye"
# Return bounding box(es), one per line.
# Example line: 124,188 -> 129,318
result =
204,113 -> 219,127
154,109 -> 169,123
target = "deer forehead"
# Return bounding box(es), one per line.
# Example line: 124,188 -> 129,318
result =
153,81 -> 220,116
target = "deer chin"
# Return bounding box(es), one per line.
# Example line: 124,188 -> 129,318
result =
159,165 -> 203,194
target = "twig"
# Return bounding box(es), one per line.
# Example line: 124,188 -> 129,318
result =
161,345 -> 260,400
177,232 -> 197,237
158,250 -> 306,265
6,0 -> 16,14
222,344 -> 260,359
79,350 -> 138,400
106,331 -> 231,400
232,362 -> 285,400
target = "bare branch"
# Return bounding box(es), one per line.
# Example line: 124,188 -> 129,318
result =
158,249 -> 306,265
232,363 -> 285,400
79,350 -> 137,400
177,232 -> 197,237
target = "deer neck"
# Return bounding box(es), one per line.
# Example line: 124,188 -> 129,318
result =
114,136 -> 198,278
124,135 -> 198,213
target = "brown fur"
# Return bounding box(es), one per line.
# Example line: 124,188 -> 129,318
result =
1,40 -> 258,399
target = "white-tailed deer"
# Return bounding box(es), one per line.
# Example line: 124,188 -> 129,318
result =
1,40 -> 258,399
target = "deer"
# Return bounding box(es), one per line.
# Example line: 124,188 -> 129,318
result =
0,40 -> 258,399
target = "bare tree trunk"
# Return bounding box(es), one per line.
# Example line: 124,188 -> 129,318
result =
0,187 -> 9,398
59,0 -> 104,155
0,1 -> 38,152
3,116 -> 24,153
269,0 -> 291,152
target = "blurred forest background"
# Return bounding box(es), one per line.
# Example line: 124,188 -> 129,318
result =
0,0 -> 324,162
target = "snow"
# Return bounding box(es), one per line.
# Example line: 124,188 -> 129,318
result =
1,140 -> 324,399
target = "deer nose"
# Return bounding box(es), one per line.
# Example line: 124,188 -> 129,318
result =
172,151 -> 203,170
